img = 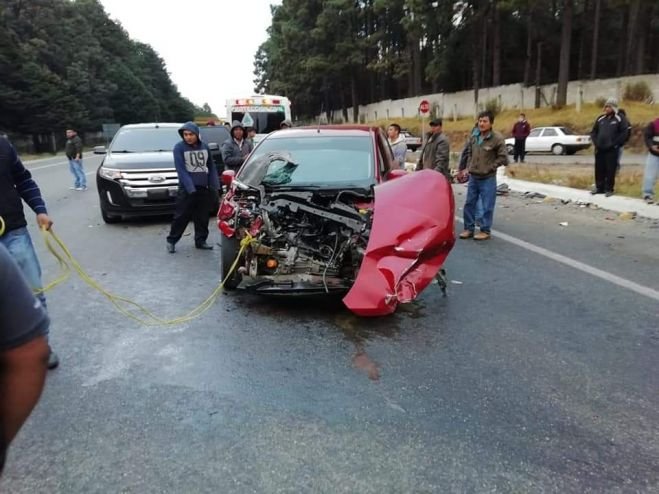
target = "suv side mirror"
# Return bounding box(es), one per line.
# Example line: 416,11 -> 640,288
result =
93,146 -> 107,155
208,142 -> 219,151
221,170 -> 235,186
386,169 -> 408,181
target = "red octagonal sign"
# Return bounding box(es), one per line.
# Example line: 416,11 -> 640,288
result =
419,100 -> 430,115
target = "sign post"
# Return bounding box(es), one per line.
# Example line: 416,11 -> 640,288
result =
418,100 -> 430,148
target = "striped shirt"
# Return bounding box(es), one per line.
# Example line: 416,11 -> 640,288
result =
4,139 -> 48,215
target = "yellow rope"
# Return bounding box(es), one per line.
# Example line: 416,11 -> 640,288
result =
38,228 -> 252,326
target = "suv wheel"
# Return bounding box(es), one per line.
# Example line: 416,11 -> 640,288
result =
219,235 -> 242,290
101,207 -> 121,224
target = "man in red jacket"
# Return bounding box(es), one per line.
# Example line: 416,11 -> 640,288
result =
511,113 -> 531,163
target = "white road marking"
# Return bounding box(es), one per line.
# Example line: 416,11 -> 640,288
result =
29,161 -> 69,171
455,217 -> 659,302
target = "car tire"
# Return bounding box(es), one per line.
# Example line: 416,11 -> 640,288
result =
101,207 -> 121,224
551,144 -> 565,156
219,235 -> 242,290
506,144 -> 514,155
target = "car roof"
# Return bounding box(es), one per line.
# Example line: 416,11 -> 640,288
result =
119,123 -> 182,130
266,125 -> 377,140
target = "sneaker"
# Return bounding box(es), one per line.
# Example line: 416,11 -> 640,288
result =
69,186 -> 77,190
643,196 -> 654,204
590,188 -> 603,195
48,347 -> 59,370
459,230 -> 474,239
167,242 -> 176,254
605,191 -> 613,197
195,242 -> 214,250
474,231 -> 491,241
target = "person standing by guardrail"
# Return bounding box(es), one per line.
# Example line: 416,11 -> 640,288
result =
511,113 -> 531,163
65,129 -> 86,191
0,242 -> 49,476
166,122 -> 219,253
642,117 -> 659,204
590,98 -> 628,197
0,136 -> 59,369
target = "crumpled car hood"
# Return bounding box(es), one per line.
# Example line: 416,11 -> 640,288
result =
343,170 -> 455,316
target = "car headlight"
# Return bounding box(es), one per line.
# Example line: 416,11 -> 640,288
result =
99,167 -> 122,180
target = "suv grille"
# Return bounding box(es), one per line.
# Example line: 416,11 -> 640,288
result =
118,168 -> 178,199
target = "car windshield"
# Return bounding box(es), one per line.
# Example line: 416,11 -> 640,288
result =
239,135 -> 374,189
560,127 -> 575,135
110,127 -> 180,153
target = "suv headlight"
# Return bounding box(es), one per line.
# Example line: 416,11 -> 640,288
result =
99,167 -> 122,180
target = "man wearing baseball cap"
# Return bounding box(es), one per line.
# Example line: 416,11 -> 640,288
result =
416,118 -> 450,179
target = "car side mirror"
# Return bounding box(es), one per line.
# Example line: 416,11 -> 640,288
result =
221,170 -> 235,186
93,146 -> 107,155
386,169 -> 408,181
208,142 -> 219,151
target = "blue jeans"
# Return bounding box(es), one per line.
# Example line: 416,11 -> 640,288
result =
69,159 -> 86,188
643,153 -> 659,198
0,227 -> 49,335
464,175 -> 497,233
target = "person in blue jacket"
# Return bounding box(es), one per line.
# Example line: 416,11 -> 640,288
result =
166,122 -> 219,253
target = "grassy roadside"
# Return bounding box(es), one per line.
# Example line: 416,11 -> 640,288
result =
369,101 -> 657,153
507,163 -> 655,199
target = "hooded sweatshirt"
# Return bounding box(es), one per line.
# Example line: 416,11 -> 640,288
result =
388,134 -> 407,168
173,122 -> 219,194
221,121 -> 254,170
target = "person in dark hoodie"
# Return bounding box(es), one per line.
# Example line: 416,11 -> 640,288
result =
166,122 -> 219,253
590,98 -> 629,196
221,121 -> 253,171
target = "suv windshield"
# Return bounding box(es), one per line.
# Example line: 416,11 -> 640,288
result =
110,127 -> 180,153
199,126 -> 231,146
240,135 -> 374,188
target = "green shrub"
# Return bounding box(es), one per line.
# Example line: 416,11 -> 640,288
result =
623,81 -> 654,103
484,97 -> 502,117
594,97 -> 607,108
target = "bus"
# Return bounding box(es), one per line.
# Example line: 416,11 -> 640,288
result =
225,95 -> 292,138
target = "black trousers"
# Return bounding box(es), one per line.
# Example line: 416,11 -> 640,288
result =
513,138 -> 526,162
167,187 -> 210,245
594,149 -> 618,193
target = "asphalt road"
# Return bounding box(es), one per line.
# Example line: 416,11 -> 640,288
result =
2,155 -> 658,493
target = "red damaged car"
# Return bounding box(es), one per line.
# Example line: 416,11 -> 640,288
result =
217,125 -> 455,316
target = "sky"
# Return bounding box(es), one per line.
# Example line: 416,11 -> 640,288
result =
99,0 -> 280,118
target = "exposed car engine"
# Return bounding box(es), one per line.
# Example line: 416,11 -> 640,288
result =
219,186 -> 373,292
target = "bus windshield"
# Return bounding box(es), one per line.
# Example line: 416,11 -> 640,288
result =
231,111 -> 285,134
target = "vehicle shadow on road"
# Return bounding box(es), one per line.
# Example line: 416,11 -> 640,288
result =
239,294 -> 430,381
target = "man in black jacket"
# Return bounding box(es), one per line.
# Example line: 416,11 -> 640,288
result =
590,98 -> 629,196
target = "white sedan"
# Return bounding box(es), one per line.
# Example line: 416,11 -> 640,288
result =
402,131 -> 422,151
505,126 -> 592,156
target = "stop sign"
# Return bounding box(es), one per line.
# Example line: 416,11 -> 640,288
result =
419,100 -> 430,115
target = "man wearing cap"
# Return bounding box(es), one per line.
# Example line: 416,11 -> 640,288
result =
590,98 -> 629,197
416,118 -> 450,179
221,121 -> 253,172
166,122 -> 219,253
